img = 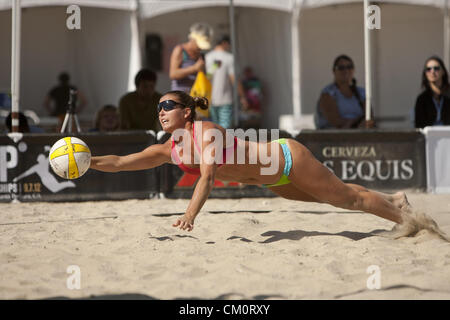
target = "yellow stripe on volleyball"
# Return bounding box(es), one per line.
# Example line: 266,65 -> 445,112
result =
73,143 -> 90,154
50,145 -> 69,160
50,137 -> 90,179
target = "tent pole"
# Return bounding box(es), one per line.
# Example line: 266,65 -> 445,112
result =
135,0 -> 144,69
11,0 -> 21,133
229,0 -> 239,127
364,0 -> 372,123
291,1 -> 301,119
128,0 -> 142,92
444,0 -> 450,68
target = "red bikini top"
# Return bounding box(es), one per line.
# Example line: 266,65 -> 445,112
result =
171,122 -> 237,175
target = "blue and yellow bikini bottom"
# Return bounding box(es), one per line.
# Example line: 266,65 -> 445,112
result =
263,138 -> 292,188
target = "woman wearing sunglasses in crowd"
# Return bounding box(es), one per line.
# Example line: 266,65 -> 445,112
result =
315,54 -> 374,129
86,90 -> 424,235
414,56 -> 450,128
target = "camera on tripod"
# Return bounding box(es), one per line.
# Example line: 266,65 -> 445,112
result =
60,89 -> 81,133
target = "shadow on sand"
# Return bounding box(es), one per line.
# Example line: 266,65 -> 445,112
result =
334,284 -> 446,299
226,229 -> 386,243
44,292 -> 285,300
260,229 -> 386,243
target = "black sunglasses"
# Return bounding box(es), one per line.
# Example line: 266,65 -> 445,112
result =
425,66 -> 441,72
157,100 -> 186,113
335,64 -> 354,71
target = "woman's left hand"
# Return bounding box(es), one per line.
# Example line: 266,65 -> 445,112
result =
172,214 -> 195,232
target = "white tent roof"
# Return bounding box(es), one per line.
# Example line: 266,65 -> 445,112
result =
302,0 -> 447,9
138,0 -> 294,18
0,0 -> 447,14
0,0 -> 136,11
138,0 -> 448,18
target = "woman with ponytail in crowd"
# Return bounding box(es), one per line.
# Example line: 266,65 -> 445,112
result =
315,54 -> 374,129
86,89 -> 430,236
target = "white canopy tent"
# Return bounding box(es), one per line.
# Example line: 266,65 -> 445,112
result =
1,0 -> 139,131
1,0 -> 450,131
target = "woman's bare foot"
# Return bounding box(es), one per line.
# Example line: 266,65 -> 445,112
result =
371,190 -> 412,212
390,192 -> 412,212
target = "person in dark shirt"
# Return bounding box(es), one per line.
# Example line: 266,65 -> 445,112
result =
119,69 -> 162,131
43,72 -> 87,131
414,56 -> 450,128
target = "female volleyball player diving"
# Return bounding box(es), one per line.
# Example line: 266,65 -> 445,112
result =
90,90 -> 416,234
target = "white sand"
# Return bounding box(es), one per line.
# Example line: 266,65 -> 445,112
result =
1,192 -> 450,300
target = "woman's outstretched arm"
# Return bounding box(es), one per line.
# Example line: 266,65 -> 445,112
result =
173,162 -> 217,231
90,140 -> 171,173
173,124 -> 219,231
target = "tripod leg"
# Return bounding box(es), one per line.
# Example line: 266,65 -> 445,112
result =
74,114 -> 81,133
68,114 -> 73,133
60,112 -> 70,133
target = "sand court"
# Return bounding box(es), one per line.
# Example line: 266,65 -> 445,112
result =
1,192 -> 450,300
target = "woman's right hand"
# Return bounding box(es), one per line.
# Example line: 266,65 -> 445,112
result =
172,214 -> 195,232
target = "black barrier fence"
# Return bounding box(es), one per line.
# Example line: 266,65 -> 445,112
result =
0,131 -> 157,202
0,129 -> 427,203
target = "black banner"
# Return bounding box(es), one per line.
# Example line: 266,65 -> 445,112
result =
0,131 -> 157,202
295,129 -> 426,191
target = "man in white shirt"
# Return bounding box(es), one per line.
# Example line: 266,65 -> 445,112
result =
205,35 -> 246,128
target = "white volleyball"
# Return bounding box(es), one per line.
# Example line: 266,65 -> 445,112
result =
49,137 -> 91,179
